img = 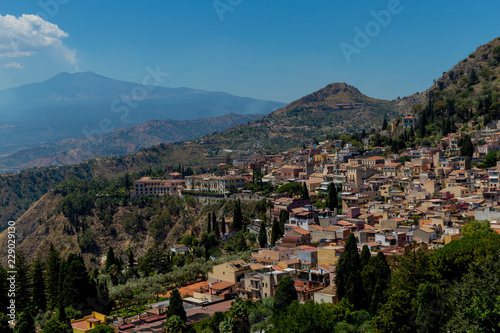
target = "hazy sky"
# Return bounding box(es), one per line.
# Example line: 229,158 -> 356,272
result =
0,0 -> 499,103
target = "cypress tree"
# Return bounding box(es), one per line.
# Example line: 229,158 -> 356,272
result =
460,135 -> 474,158
167,288 -> 187,323
362,251 -> 391,313
58,297 -> 67,325
302,182 -> 309,199
207,213 -> 212,234
233,199 -> 243,231
221,216 -> 226,236
271,217 -> 281,247
360,245 -> 371,268
127,247 -> 135,268
335,233 -> 363,309
258,220 -> 267,248
327,183 -> 338,212
212,212 -> 219,237
105,246 -> 116,273
382,118 -> 388,130
204,246 -> 210,262
419,109 -> 427,137
279,210 -> 289,237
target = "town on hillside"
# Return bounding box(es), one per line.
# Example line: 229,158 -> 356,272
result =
87,118 -> 500,331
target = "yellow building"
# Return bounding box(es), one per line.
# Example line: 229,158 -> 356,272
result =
313,154 -> 327,163
317,245 -> 341,267
208,260 -> 253,289
443,234 -> 460,244
71,312 -> 108,333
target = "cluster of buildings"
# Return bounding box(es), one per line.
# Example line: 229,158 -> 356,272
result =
192,136 -> 500,303
130,124 -> 500,305
205,256 -> 334,304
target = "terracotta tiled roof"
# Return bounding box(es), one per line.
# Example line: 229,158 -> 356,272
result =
210,282 -> 235,291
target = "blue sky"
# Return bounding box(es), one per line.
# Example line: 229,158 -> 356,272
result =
0,0 -> 499,103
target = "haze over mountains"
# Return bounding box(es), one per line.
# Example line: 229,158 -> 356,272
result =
0,113 -> 264,172
0,71 -> 285,164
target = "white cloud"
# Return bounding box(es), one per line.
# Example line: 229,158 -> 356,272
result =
3,62 -> 24,69
0,14 -> 77,69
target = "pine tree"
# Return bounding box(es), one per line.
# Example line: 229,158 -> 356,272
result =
60,254 -> 94,312
167,288 -> 187,323
258,220 -> 267,248
15,251 -> 31,314
31,255 -> 47,312
271,217 -> 281,247
0,313 -> 10,333
14,310 -> 35,333
335,233 -> 363,309
46,244 -> 61,309
382,118 -> 388,130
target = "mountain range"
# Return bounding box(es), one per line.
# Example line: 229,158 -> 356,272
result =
0,71 -> 285,159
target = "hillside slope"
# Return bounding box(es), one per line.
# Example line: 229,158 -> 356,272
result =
400,37 -> 500,140
0,113 -> 263,173
207,82 -> 411,151
0,187 -> 205,267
